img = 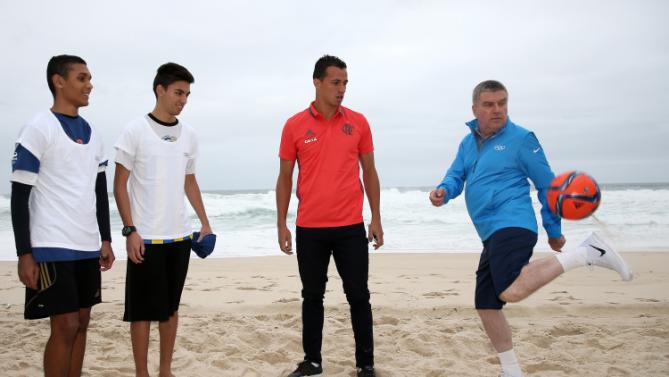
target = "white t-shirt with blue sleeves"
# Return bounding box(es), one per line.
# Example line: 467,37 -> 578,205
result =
11,111 -> 107,262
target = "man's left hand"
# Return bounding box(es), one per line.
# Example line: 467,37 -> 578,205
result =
198,224 -> 213,242
548,235 -> 566,252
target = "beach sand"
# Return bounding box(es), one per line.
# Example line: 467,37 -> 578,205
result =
0,252 -> 667,376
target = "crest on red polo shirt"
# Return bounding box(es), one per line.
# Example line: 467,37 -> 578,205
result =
304,129 -> 317,144
342,123 -> 354,136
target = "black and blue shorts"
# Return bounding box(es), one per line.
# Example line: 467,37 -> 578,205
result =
25,257 -> 102,320
475,227 -> 537,310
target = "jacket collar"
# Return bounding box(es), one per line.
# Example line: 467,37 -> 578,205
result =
466,117 -> 512,139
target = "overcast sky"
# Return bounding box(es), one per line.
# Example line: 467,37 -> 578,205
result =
1,0 -> 667,193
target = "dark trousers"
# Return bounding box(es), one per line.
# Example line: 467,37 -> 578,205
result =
296,223 -> 374,367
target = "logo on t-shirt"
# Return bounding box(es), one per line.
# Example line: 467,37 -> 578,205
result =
342,123 -> 354,136
304,129 -> 317,144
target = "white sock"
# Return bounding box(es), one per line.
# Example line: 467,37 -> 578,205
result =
498,349 -> 523,376
555,246 -> 588,272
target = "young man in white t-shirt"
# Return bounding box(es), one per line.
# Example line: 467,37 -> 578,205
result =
113,62 -> 212,377
11,54 -> 115,376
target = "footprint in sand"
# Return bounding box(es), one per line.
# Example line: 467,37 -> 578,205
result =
375,316 -> 400,326
606,366 -> 631,376
274,297 -> 300,304
548,295 -> 581,302
525,361 -> 573,374
638,328 -> 669,338
636,298 -> 660,303
485,356 -> 497,365
549,325 -> 584,337
397,274 -> 419,280
423,290 -> 458,298
528,336 -> 553,349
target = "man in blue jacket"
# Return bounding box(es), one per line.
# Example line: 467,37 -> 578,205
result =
429,80 -> 632,377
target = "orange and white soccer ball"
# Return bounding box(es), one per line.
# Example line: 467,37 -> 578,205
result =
547,171 -> 601,220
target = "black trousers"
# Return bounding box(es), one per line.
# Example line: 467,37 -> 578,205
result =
296,223 -> 374,367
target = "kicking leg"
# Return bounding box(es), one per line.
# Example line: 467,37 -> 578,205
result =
499,256 -> 563,303
501,232 -> 633,303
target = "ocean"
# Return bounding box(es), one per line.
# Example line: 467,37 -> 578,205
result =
1,184 -> 667,260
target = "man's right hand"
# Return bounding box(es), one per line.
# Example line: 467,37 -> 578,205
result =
429,188 -> 446,207
18,254 -> 39,290
277,225 -> 293,255
126,232 -> 145,264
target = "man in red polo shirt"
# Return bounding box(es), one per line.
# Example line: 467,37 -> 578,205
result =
276,55 -> 383,377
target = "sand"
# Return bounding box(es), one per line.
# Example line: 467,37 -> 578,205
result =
0,252 -> 667,376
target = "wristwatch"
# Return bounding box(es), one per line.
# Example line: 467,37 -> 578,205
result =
122,225 -> 137,237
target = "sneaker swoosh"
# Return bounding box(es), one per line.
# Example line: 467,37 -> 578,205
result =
590,244 -> 606,256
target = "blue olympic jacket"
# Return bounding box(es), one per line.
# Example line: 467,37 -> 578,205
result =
437,117 -> 561,241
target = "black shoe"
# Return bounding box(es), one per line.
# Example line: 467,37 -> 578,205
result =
287,360 -> 323,377
357,366 -> 376,377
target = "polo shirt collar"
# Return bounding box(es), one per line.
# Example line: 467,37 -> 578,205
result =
308,102 -> 344,120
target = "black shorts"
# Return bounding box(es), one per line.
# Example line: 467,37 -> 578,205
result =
475,227 -> 537,310
25,257 -> 102,320
123,240 -> 191,322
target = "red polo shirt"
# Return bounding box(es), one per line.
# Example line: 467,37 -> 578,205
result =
279,102 -> 374,228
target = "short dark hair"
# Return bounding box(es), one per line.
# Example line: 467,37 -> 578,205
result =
313,55 -> 347,80
152,62 -> 194,97
46,55 -> 87,98
472,80 -> 507,103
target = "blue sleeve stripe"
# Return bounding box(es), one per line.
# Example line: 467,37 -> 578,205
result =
99,160 -> 109,167
12,144 -> 40,173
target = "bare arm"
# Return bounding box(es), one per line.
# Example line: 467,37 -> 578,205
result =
185,174 -> 212,239
113,163 -> 133,228
276,159 -> 295,254
113,163 -> 144,263
360,152 -> 383,249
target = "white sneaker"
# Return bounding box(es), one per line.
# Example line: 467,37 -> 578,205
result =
581,232 -> 633,281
